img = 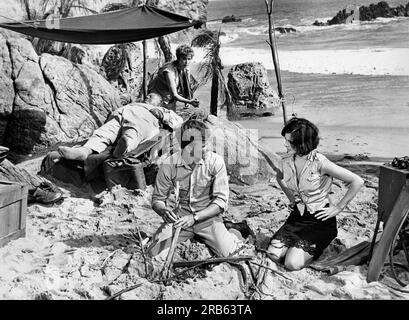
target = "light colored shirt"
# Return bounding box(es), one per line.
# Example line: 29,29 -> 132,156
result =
117,103 -> 160,141
152,151 -> 229,216
279,150 -> 333,214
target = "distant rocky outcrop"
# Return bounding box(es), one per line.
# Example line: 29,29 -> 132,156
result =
222,15 -> 242,23
313,1 -> 409,26
274,27 -> 296,34
227,62 -> 280,120
0,33 -> 121,156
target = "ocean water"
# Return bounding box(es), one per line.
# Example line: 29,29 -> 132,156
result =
204,0 -> 409,157
207,0 -> 409,50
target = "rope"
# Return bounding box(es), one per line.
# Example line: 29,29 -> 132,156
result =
0,10 -> 272,31
0,13 -> 39,29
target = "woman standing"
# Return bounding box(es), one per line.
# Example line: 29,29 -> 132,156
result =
148,44 -> 199,111
267,118 -> 364,270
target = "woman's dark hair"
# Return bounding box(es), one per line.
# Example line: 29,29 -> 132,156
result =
176,44 -> 194,60
281,117 -> 320,156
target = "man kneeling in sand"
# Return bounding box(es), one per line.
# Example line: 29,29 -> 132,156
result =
58,96 -> 183,161
147,115 -> 244,259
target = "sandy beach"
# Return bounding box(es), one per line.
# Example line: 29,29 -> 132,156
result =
0,75 -> 407,300
193,47 -> 409,76
0,0 -> 409,303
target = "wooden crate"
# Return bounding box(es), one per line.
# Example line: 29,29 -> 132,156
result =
378,165 -> 409,223
0,180 -> 28,247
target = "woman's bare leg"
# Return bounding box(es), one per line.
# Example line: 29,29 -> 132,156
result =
284,247 -> 314,271
266,239 -> 288,262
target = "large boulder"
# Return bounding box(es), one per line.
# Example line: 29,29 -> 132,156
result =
211,118 -> 276,184
0,33 -> 14,144
100,43 -> 144,105
4,36 -> 60,154
40,54 -> 122,139
227,62 -> 279,120
0,35 -> 121,156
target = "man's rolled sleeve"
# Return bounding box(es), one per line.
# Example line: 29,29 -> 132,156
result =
211,156 -> 229,212
152,164 -> 173,206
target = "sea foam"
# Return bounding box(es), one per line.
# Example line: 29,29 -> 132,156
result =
203,47 -> 409,76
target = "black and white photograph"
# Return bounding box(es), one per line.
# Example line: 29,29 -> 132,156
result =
0,0 -> 408,306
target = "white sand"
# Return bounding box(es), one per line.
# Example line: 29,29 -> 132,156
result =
191,47 -> 409,76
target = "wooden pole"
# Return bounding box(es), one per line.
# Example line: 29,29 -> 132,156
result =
265,0 -> 287,124
142,40 -> 148,100
161,226 -> 182,280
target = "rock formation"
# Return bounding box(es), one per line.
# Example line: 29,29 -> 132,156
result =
0,0 -> 211,156
313,1 -> 409,26
100,43 -> 144,105
274,27 -> 296,34
227,62 -> 280,120
0,33 -> 121,156
222,15 -> 242,23
0,34 -> 14,144
210,118 -> 276,184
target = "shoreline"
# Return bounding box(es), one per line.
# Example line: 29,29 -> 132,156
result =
193,63 -> 408,161
191,46 -> 409,76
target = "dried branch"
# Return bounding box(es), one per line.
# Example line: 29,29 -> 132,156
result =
100,249 -> 121,270
160,226 -> 182,280
105,282 -> 143,300
134,227 -> 150,278
250,261 -> 294,282
173,256 -> 254,268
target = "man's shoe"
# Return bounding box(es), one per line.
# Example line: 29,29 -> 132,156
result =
39,181 -> 62,194
28,187 -> 63,205
224,220 -> 255,239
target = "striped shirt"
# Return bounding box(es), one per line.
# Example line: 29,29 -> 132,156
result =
152,151 -> 229,216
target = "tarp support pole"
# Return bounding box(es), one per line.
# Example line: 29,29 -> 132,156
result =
143,40 -> 148,100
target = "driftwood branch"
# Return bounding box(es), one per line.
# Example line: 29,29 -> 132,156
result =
105,282 -> 143,300
161,226 -> 182,279
250,261 -> 294,282
264,0 -> 287,124
135,227 -> 150,278
100,249 -> 121,270
173,256 -> 254,268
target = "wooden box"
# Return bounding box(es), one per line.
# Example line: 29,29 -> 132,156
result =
0,180 -> 28,247
378,165 -> 409,223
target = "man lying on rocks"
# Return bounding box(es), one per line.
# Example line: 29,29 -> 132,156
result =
147,114 -> 250,259
56,95 -> 183,162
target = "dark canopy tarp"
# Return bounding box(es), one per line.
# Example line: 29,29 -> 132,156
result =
0,5 -> 194,44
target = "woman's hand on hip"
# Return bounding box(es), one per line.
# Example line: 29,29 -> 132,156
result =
189,99 -> 200,108
314,205 -> 343,221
